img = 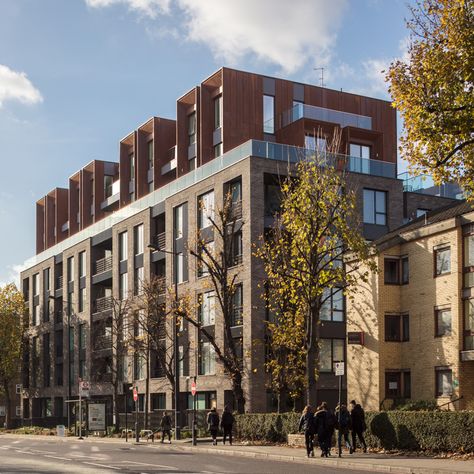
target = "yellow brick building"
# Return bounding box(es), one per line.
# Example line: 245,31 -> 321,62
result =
347,201 -> 474,411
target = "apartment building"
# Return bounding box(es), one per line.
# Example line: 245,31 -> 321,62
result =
20,67 -> 457,427
347,200 -> 474,411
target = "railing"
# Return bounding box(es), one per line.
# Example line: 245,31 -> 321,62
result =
151,232 -> 166,251
93,335 -> 112,351
94,296 -> 113,313
232,254 -> 243,266
155,277 -> 166,296
398,171 -> 463,199
56,276 -> 63,290
54,309 -> 63,324
94,256 -> 112,275
231,306 -> 243,327
230,200 -> 242,220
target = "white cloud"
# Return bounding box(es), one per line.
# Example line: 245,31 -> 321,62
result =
0,262 -> 27,288
361,58 -> 390,98
85,0 -> 348,74
0,65 -> 43,107
85,0 -> 171,18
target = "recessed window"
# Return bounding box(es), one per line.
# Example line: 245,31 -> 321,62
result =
198,291 -> 215,326
188,113 -> 196,145
231,284 -> 243,326
134,267 -> 144,296
134,224 -> 144,256
401,256 -> 409,284
435,368 -> 453,397
363,189 -> 387,225
321,288 -> 344,322
79,287 -> 86,313
174,204 -> 184,239
67,256 -> 74,282
104,175 -> 114,198
198,191 -> 214,229
384,258 -> 400,284
148,140 -> 154,169
129,153 -> 135,179
350,143 -> 370,160
434,246 -> 451,276
214,95 -> 222,130
464,299 -> 474,350
79,251 -> 86,278
175,253 -> 184,284
199,341 -> 215,375
119,231 -> 128,262
385,371 -> 410,399
384,314 -> 409,342
319,339 -> 345,372
263,95 -> 275,134
119,272 -> 128,300
435,308 -> 452,337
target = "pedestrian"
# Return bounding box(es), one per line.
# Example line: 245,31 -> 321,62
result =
220,405 -> 235,445
323,403 -> 337,456
207,407 -> 220,445
349,400 -> 367,453
298,405 -> 315,457
335,403 -> 353,457
313,403 -> 330,457
160,411 -> 172,444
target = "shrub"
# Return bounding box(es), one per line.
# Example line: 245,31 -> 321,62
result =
235,411 -> 474,453
394,399 -> 438,411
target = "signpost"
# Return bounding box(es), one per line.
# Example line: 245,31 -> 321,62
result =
133,387 -> 139,443
334,362 -> 345,458
88,403 -> 106,431
78,380 -> 90,440
191,378 -> 197,446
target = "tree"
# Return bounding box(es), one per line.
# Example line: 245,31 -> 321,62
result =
0,284 -> 26,428
387,0 -> 474,193
256,138 -> 376,404
182,193 -> 246,413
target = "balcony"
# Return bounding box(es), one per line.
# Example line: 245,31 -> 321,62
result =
93,296 -> 113,314
230,200 -> 242,220
93,335 -> 112,351
398,172 -> 463,200
232,254 -> 243,267
55,275 -> 63,290
151,232 -> 166,251
161,157 -> 177,176
231,306 -> 243,327
94,256 -> 112,275
101,180 -> 120,211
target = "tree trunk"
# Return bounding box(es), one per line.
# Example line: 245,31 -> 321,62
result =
144,351 -> 150,430
113,382 -> 120,433
232,371 -> 245,414
305,306 -> 320,406
3,381 -> 11,429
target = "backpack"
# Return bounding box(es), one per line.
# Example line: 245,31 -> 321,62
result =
325,411 -> 336,431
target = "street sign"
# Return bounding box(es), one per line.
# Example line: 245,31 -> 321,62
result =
191,381 -> 197,396
133,387 -> 138,402
348,331 -> 365,345
334,361 -> 345,376
79,380 -> 90,398
88,403 -> 106,431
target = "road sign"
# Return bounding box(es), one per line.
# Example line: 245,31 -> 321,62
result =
334,362 -> 345,376
191,381 -> 197,396
133,387 -> 138,402
79,380 -> 90,397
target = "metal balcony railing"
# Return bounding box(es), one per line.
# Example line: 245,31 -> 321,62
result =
155,277 -> 166,296
151,232 -> 166,251
93,335 -> 112,351
230,200 -> 242,220
231,306 -> 243,327
56,275 -> 63,290
232,254 -> 243,266
94,256 -> 113,275
94,296 -> 113,314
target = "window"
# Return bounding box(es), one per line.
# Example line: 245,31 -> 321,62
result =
198,291 -> 215,326
305,135 -> 327,153
363,189 -> 387,225
232,231 -> 243,266
129,153 -> 135,179
178,345 -> 184,376
43,268 -> 50,292
416,208 -> 429,218
119,272 -> 128,300
350,143 -> 370,160
197,240 -> 214,277
464,299 -> 474,350
175,253 -> 184,284
435,368 -> 453,397
319,339 -> 344,372
198,191 -> 214,229
104,175 -> 114,198
232,284 -> 243,326
320,288 -> 344,322
188,113 -> 196,145
385,371 -> 402,398
79,324 -> 86,351
32,304 -> 40,326
263,95 -> 274,134
148,140 -> 154,169
384,314 -> 409,342
229,180 -> 242,204
151,393 -> 166,410
187,391 -> 216,410
134,224 -> 144,255
79,359 -> 86,379
55,363 -> 63,386
33,273 -> 39,296
79,287 -> 86,313
134,353 -> 146,380
465,234 -> 474,267
134,266 -> 144,296
119,231 -> 128,262
214,142 -> 223,158
55,330 -> 63,358
43,333 -> 50,387
174,205 -> 184,239
199,341 -> 215,375
384,258 -> 400,284
67,256 -> 74,282
214,95 -> 222,130
435,246 -> 451,276
401,256 -> 409,284
79,251 -> 86,278
435,308 -> 452,336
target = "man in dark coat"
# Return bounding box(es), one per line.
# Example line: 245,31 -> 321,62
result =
220,405 -> 235,445
298,405 -> 315,457
349,400 -> 367,452
313,403 -> 331,457
160,411 -> 172,443
207,407 -> 220,445
335,403 -> 353,456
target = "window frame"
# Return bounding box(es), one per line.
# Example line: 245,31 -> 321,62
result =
434,246 -> 451,277
435,367 -> 453,397
363,188 -> 387,226
384,257 -> 400,285
435,307 -> 452,337
263,95 -> 275,134
319,338 -> 345,373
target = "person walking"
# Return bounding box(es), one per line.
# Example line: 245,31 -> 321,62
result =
298,405 -> 315,457
221,405 -> 234,445
323,403 -> 337,456
207,407 -> 220,445
313,403 -> 330,457
349,400 -> 367,453
160,411 -> 172,444
335,403 -> 353,457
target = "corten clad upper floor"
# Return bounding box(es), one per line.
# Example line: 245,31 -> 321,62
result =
35,67 -> 397,255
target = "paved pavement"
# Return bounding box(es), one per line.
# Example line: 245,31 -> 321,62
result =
0,434 -> 473,474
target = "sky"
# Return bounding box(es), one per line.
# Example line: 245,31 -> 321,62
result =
0,0 -> 413,286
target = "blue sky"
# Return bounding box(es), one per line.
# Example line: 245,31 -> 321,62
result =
0,0 -> 412,285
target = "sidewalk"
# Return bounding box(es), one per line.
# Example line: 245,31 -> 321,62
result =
1,433 -> 473,473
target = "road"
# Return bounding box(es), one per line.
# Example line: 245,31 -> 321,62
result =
0,436 -> 378,474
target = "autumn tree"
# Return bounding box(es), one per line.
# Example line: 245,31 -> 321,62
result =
256,139 -> 376,404
0,284 -> 27,428
387,0 -> 474,193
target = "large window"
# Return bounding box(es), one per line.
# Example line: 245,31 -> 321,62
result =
464,299 -> 474,350
350,143 -> 371,160
104,175 -> 114,198
435,246 -> 451,276
435,308 -> 452,337
199,341 -> 215,375
384,258 -> 399,284
129,153 -> 135,179
385,371 -> 411,399
134,224 -> 144,256
187,391 -> 216,410
198,291 -> 215,326
435,367 -> 453,397
148,140 -> 154,169
231,284 -> 243,326
151,393 -> 166,410
319,339 -> 344,372
198,191 -> 214,229
79,251 -> 86,278
214,95 -> 222,130
119,231 -> 128,262
321,288 -> 344,322
67,256 -> 74,282
175,253 -> 184,284
174,204 -> 184,239
385,314 -> 409,342
119,272 -> 128,300
134,267 -> 144,296
263,95 -> 275,134
363,189 -> 387,225
232,231 -> 243,266
188,113 -> 196,145
79,287 -> 86,313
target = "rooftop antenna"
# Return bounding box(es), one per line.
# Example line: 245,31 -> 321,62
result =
314,67 -> 325,87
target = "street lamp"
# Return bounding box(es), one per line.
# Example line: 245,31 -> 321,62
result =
148,241 -> 181,440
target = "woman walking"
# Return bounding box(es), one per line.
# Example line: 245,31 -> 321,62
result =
207,407 -> 220,445
221,405 -> 234,445
314,403 -> 330,457
335,403 -> 353,456
298,405 -> 315,457
349,400 -> 367,453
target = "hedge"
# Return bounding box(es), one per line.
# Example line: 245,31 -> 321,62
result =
235,411 -> 474,453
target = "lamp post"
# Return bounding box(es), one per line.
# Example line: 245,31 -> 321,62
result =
148,240 -> 181,440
